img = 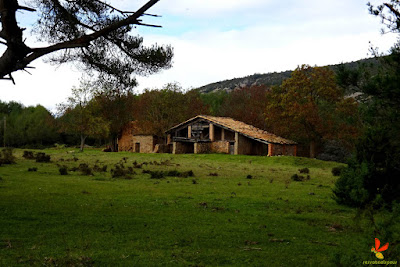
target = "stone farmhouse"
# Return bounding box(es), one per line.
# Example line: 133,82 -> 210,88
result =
118,115 -> 297,156
165,115 -> 297,156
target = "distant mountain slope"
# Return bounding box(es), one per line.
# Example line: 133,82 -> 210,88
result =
197,58 -> 379,93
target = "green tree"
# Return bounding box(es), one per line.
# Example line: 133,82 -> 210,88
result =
0,0 -> 173,86
92,83 -> 136,152
333,1 -> 400,208
3,104 -> 58,147
199,90 -> 229,116
58,82 -> 109,151
133,84 -> 208,137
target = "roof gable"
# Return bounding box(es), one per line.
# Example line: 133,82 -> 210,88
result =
167,115 -> 296,145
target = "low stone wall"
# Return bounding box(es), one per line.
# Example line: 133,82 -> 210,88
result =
154,144 -> 172,153
173,142 -> 194,154
194,143 -> 211,154
211,141 -> 230,154
269,144 -> 297,156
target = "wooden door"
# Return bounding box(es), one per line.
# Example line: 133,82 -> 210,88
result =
135,143 -> 140,153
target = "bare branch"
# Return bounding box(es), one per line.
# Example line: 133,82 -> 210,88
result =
136,22 -> 162,28
17,5 -> 35,12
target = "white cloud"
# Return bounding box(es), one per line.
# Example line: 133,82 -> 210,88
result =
0,61 -> 81,112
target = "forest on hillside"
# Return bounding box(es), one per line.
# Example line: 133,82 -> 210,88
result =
197,57 -> 380,93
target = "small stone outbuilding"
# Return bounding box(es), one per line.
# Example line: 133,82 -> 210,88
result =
118,122 -> 163,153
166,115 -> 297,156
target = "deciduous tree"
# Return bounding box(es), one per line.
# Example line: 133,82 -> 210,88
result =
265,65 -> 360,157
133,84 -> 208,137
58,82 -> 109,151
219,85 -> 269,130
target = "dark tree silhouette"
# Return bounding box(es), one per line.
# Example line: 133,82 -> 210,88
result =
0,0 -> 173,86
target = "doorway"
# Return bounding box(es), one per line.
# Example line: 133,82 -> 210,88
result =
135,142 -> 140,153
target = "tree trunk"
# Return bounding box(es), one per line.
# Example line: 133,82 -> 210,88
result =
80,135 -> 86,152
310,140 -> 316,158
110,136 -> 118,152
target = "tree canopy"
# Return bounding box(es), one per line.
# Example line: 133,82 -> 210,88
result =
333,1 -> 400,209
0,0 -> 173,87
265,65 -> 360,158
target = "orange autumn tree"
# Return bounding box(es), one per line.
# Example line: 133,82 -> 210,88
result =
265,65 -> 360,158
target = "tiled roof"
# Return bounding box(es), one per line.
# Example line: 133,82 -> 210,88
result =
167,115 -> 297,145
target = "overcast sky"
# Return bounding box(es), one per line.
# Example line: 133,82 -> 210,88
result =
0,0 -> 398,111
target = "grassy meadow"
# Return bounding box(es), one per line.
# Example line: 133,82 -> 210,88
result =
0,148 -> 390,266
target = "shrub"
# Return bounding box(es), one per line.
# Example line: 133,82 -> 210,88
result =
149,171 -> 165,179
35,152 -> 51,163
59,166 -> 68,175
166,170 -> 180,177
93,164 -> 108,172
184,170 -> 194,177
54,143 -> 66,149
299,168 -> 310,174
69,166 -> 79,172
78,163 -> 93,176
23,151 -> 35,159
133,161 -> 142,168
111,164 -> 134,179
316,140 -> 352,163
331,166 -> 345,176
291,174 -> 305,181
0,148 -> 16,165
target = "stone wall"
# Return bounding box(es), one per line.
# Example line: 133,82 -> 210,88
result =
211,141 -> 230,154
132,135 -> 155,153
194,143 -> 211,154
172,142 -> 194,154
268,144 -> 297,156
153,144 -> 172,153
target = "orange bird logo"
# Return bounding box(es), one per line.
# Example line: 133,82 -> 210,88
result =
371,238 -> 389,260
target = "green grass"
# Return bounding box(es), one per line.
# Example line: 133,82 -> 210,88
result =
0,148 -> 390,266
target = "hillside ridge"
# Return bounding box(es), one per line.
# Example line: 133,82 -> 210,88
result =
197,58 -> 378,93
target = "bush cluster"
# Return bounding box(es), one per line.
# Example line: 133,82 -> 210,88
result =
291,174 -> 311,182
144,169 -> 195,179
78,163 -> 93,176
331,166 -> 345,176
59,166 -> 68,175
22,150 -> 51,163
111,164 -> 135,179
35,152 -> 51,163
0,148 -> 16,165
